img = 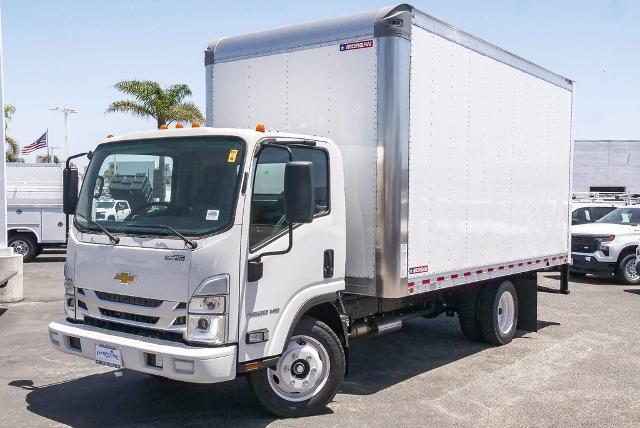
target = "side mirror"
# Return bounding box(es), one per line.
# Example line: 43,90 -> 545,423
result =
284,161 -> 315,224
63,167 -> 79,215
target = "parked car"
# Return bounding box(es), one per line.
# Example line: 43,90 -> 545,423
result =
571,206 -> 640,284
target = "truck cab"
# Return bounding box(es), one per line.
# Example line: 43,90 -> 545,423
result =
49,126 -> 346,396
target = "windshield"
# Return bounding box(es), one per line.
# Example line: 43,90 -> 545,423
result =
75,137 -> 245,237
596,207 -> 640,226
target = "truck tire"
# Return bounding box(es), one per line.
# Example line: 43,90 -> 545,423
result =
8,234 -> 37,262
478,280 -> 518,346
616,254 -> 640,285
458,290 -> 482,342
248,317 -> 345,417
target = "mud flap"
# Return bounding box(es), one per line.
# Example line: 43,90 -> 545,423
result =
513,272 -> 538,333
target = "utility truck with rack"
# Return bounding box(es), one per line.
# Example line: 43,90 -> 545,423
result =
48,4 -> 573,417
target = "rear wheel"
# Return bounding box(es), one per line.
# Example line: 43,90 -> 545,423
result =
478,280 -> 518,346
248,317 -> 345,418
616,254 -> 640,285
8,234 -> 37,262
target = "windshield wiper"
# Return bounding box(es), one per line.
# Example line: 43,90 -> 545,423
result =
75,213 -> 120,244
159,224 -> 198,249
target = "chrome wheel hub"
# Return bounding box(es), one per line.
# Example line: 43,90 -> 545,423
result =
497,291 -> 515,334
267,335 -> 330,402
10,240 -> 29,256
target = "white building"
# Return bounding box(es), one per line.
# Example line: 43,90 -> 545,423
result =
573,140 -> 640,193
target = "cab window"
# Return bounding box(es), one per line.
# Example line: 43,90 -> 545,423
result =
249,146 -> 329,250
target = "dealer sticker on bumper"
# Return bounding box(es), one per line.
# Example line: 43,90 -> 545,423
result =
95,344 -> 122,368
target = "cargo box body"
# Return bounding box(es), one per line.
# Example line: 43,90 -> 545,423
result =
205,4 -> 574,298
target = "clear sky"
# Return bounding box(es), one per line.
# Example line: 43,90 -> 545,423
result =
2,0 -> 639,161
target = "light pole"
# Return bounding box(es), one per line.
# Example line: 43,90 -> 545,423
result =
49,106 -> 77,160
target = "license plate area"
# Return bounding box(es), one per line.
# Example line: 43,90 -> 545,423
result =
95,344 -> 122,368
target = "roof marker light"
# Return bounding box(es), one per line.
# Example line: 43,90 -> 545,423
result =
175,123 -> 184,128
255,123 -> 266,132
106,134 -> 114,138
159,124 -> 168,130
191,122 -> 200,128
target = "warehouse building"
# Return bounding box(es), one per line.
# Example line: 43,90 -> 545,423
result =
573,140 -> 640,193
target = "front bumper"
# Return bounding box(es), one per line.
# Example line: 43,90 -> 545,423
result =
570,253 -> 616,274
48,320 -> 236,383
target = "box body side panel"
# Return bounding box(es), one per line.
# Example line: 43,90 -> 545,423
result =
209,41 -> 378,279
408,25 -> 572,283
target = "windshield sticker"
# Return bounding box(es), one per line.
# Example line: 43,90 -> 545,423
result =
227,149 -> 238,163
206,210 -> 220,221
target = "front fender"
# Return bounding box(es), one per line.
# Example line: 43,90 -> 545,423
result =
266,279 -> 343,357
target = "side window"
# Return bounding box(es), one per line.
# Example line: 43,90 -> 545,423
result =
249,146 -> 330,249
572,207 -> 591,225
591,207 -> 615,221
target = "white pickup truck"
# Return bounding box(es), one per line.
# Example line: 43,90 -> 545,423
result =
571,206 -> 640,284
94,200 -> 131,221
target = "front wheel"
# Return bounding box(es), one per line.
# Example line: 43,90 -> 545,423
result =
248,317 -> 345,417
616,254 -> 640,285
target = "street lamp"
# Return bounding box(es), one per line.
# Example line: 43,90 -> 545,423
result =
49,106 -> 77,160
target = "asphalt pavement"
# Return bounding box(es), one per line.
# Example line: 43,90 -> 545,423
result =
1,250 -> 639,427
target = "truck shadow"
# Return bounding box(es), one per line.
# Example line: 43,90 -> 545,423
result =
9,373 -> 280,427
10,316 -> 557,425
340,316 -> 557,395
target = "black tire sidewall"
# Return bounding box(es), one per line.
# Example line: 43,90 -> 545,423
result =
9,234 -> 37,262
479,281 -> 519,346
248,317 -> 345,418
617,254 -> 640,285
458,290 -> 483,341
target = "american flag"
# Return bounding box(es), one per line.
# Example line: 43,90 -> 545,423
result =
21,131 -> 48,154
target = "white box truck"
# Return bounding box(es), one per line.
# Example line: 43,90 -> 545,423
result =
49,4 -> 574,417
6,163 -> 67,261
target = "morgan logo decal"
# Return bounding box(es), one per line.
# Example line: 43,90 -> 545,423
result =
165,255 -> 186,261
340,39 -> 373,52
409,265 -> 429,275
113,272 -> 136,285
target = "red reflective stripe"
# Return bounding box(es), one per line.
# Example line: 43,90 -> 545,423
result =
527,261 -> 533,265
498,266 -> 505,270
437,276 -> 445,282
551,257 -> 557,261
476,269 -> 483,274
536,260 -> 541,263
518,262 -> 524,266
451,274 -> 459,279
464,272 -> 471,277
544,258 -> 549,262
488,268 -> 494,272
422,279 -> 430,284
408,281 -> 415,287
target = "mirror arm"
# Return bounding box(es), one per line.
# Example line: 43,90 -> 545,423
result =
250,222 -> 294,264
259,143 -> 293,161
66,151 -> 90,169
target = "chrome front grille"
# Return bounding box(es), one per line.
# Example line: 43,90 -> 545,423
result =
95,291 -> 163,308
75,289 -> 187,334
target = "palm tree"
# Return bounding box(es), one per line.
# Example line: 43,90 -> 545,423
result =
4,104 -> 24,163
105,80 -> 204,127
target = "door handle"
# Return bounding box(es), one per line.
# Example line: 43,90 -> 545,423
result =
323,249 -> 334,279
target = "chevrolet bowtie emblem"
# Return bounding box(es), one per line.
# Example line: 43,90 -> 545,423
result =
114,272 -> 136,285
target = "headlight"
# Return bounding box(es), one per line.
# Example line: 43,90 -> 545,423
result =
64,276 -> 76,318
186,274 -> 229,345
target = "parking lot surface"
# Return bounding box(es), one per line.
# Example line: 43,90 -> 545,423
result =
1,250 -> 640,427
